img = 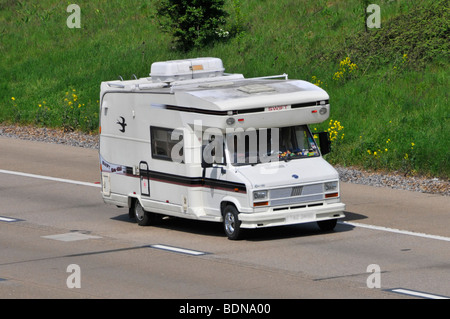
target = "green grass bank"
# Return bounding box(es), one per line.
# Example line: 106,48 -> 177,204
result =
0,0 -> 448,178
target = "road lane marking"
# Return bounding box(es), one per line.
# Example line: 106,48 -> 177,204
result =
0,216 -> 21,222
42,232 -> 102,242
149,244 -> 208,256
339,221 -> 450,242
2,169 -> 449,244
388,288 -> 449,299
0,169 -> 100,188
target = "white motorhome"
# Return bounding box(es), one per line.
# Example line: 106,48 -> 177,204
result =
99,57 -> 345,239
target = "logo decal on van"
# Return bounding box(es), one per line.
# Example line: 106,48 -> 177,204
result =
116,116 -> 127,133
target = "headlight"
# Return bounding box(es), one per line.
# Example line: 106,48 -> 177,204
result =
324,181 -> 338,191
253,190 -> 268,200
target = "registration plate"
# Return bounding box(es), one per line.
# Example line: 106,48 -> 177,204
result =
265,105 -> 291,112
286,212 -> 314,223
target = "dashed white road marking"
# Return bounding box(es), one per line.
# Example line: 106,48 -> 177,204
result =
42,232 -> 102,242
0,216 -> 20,222
339,221 -> 450,242
0,169 -> 100,188
2,169 -> 449,243
150,244 -> 208,256
388,288 -> 449,299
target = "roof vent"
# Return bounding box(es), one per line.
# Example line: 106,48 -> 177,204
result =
237,84 -> 275,94
150,57 -> 225,83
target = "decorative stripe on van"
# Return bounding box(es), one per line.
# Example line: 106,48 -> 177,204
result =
143,169 -> 247,193
165,99 -> 329,116
101,159 -> 246,194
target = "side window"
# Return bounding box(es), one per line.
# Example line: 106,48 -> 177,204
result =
150,126 -> 184,162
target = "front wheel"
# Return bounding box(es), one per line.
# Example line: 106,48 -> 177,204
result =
317,218 -> 337,231
223,205 -> 243,240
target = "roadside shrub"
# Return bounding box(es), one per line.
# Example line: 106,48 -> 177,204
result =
155,0 -> 229,51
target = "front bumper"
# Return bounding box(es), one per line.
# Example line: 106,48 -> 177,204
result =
238,202 -> 345,229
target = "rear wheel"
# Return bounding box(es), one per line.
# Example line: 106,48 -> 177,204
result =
223,205 -> 243,240
317,218 -> 337,231
134,200 -> 159,226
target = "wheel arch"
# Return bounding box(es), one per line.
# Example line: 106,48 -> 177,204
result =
220,197 -> 241,216
127,195 -> 139,218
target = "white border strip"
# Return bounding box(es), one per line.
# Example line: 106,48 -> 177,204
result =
150,244 -> 207,256
0,169 -> 101,188
339,221 -> 450,242
389,288 -> 449,299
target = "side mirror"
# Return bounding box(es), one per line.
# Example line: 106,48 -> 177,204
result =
201,144 -> 214,168
318,131 -> 331,156
202,142 -> 225,168
201,157 -> 213,169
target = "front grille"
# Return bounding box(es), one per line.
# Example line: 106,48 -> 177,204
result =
271,194 -> 324,206
291,186 -> 303,196
269,183 -> 324,207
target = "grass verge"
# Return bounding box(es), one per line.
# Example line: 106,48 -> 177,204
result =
1,0 -> 448,178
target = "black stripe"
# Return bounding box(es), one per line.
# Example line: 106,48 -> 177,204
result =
291,99 -> 330,109
203,178 -> 247,193
165,100 -> 329,116
136,167 -> 247,193
148,170 -> 203,186
166,105 -> 230,116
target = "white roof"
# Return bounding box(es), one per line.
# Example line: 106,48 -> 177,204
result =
102,76 -> 328,111
101,58 -> 329,112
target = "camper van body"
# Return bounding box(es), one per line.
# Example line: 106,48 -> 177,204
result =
99,58 -> 345,239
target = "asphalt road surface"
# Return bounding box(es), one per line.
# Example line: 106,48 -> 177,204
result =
0,137 -> 449,301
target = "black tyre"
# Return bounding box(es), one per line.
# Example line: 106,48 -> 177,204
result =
317,218 -> 337,231
223,205 -> 243,240
134,200 -> 159,226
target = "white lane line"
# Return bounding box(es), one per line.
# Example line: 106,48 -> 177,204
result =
388,288 -> 449,299
0,216 -> 20,222
0,169 -> 100,188
2,169 -> 449,244
339,221 -> 450,243
150,244 -> 208,256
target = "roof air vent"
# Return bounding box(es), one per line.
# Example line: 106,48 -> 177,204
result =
150,57 -> 225,83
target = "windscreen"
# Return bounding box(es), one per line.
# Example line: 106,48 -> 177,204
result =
227,125 -> 319,166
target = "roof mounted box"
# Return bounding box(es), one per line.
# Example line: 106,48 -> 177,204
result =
150,57 -> 225,83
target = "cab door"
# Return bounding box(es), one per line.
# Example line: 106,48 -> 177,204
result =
201,134 -> 227,216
